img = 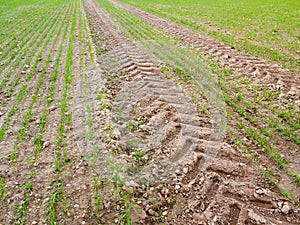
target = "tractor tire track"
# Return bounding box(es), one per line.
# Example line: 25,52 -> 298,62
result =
84,0 -> 212,182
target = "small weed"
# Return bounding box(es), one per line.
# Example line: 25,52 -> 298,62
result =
189,93 -> 197,103
237,122 -> 245,129
198,104 -> 208,115
261,87 -> 275,101
293,174 -> 300,184
278,111 -> 288,120
133,149 -> 146,166
173,67 -> 189,82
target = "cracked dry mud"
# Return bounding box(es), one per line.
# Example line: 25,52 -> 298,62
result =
79,0 -> 300,224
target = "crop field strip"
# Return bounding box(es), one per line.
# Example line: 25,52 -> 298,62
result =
0,3 -> 71,224
118,0 -> 300,74
0,5 -> 62,89
82,0 -> 300,223
94,0 -> 300,201
1,8 -> 60,92
0,0 -> 50,50
109,0 -> 300,103
0,4 -> 70,152
0,0 -> 98,224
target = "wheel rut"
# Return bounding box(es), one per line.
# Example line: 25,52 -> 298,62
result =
82,0 -> 300,224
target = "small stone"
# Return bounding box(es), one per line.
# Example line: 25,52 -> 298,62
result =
162,211 -> 168,216
43,141 -> 50,149
25,65 -> 29,68
21,70 -> 26,74
248,209 -> 266,224
148,209 -> 159,217
182,167 -> 188,174
74,204 -> 79,208
49,106 -> 56,111
242,137 -> 248,141
255,189 -> 264,195
175,184 -> 181,190
31,221 -> 38,225
77,167 -> 85,175
281,203 -> 291,214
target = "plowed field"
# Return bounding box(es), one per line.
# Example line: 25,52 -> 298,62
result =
0,0 -> 299,224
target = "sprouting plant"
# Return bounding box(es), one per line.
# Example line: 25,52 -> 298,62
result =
15,183 -> 33,224
133,150 -> 145,166
101,103 -> 107,109
97,91 -> 104,101
280,190 -> 292,200
236,92 -> 243,102
93,176 -> 104,222
125,121 -> 144,132
7,149 -> 16,164
0,178 -> 5,199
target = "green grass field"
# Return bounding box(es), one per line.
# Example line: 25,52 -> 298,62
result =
120,0 -> 300,73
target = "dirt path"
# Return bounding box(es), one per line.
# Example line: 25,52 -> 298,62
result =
81,0 -> 300,224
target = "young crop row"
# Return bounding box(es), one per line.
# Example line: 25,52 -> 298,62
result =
0,0 -> 83,223
0,0 -> 48,48
44,0 -> 97,223
0,5 -> 69,145
0,9 -> 59,89
95,0 -> 300,203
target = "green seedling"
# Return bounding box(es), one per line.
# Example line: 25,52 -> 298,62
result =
7,149 -> 16,164
0,178 -> 5,200
125,121 -> 144,132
